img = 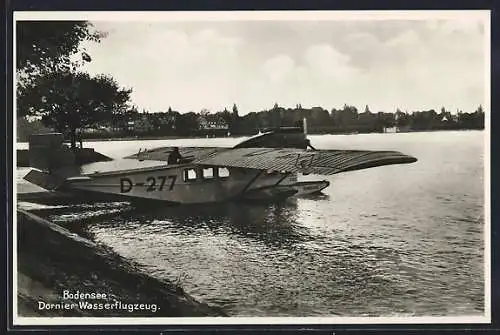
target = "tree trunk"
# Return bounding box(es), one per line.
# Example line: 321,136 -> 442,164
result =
70,128 -> 77,150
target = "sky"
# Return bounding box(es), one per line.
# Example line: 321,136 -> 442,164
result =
75,12 -> 488,115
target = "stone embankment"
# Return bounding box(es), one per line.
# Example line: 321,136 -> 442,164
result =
17,209 -> 226,317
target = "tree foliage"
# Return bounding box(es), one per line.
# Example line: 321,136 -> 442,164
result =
16,21 -> 102,75
16,117 -> 53,142
232,103 -> 239,117
19,71 -> 132,148
175,112 -> 199,136
15,20 -> 134,148
17,21 -> 105,120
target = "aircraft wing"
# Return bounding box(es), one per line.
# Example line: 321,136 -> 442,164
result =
193,147 -> 417,175
124,147 -> 228,161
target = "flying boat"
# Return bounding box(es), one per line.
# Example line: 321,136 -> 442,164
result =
22,119 -> 417,205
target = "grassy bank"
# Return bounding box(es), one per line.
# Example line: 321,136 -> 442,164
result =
17,209 -> 226,317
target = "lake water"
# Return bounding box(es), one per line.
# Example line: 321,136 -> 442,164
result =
17,131 -> 486,317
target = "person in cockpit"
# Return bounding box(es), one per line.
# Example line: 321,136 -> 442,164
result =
168,147 -> 183,164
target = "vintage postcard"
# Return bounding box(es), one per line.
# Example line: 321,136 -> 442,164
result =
12,10 -> 490,326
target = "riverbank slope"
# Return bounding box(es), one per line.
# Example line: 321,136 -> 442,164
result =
17,209 -> 226,317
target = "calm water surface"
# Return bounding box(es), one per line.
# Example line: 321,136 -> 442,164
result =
20,131 -> 485,317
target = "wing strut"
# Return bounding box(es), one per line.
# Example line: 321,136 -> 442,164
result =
239,170 -> 265,195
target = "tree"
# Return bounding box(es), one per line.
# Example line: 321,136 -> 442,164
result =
219,108 -> 232,126
16,117 -> 52,142
334,104 -> 358,128
18,71 -> 132,149
17,21 -> 105,122
377,112 -> 395,129
17,21 -> 102,75
395,108 -> 409,127
232,103 -> 239,118
176,112 -> 199,136
309,107 -> 330,128
468,105 -> 485,129
358,105 -> 377,130
134,114 -> 154,134
240,112 -> 259,134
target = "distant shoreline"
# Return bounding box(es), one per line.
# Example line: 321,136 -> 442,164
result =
84,135 -> 246,142
62,128 -> 488,143
16,128 -> 484,145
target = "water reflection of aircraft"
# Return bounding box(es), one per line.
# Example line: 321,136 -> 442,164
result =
23,119 -> 417,205
87,201 -> 312,249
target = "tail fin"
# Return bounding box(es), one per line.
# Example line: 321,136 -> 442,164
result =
28,133 -> 76,174
23,169 -> 65,191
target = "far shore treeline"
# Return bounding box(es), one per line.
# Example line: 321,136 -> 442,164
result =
18,103 -> 485,142
15,21 -> 486,144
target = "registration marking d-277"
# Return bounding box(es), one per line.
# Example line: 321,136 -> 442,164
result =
120,175 -> 177,193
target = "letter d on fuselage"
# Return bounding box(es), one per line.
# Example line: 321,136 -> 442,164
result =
120,178 -> 133,193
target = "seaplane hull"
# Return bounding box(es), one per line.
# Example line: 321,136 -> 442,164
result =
35,163 -> 323,204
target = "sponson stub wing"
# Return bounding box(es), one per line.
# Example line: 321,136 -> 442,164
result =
193,147 -> 417,175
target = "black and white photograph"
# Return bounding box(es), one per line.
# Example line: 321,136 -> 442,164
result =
13,10 -> 490,325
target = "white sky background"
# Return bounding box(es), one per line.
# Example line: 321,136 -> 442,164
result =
77,15 -> 487,115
